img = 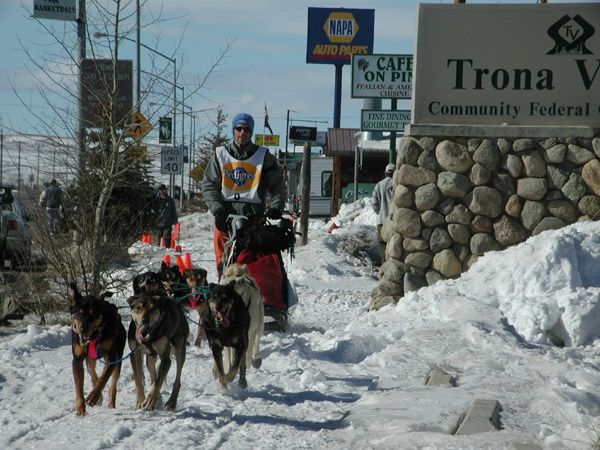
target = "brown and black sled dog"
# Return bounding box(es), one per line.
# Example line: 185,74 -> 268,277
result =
204,282 -> 251,388
69,283 -> 126,416
127,293 -> 189,410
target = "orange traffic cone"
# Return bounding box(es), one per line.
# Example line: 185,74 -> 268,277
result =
162,254 -> 171,266
183,252 -> 193,270
159,237 -> 166,248
175,255 -> 185,275
173,223 -> 181,241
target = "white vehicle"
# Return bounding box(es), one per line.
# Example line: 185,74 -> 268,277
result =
0,187 -> 32,268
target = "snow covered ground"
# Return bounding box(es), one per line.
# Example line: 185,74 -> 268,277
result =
2,200 -> 600,449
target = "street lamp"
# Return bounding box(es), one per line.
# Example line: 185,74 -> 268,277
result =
93,31 -> 178,196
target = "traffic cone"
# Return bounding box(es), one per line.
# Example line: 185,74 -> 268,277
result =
173,223 -> 181,241
183,252 -> 193,270
159,237 -> 166,248
162,254 -> 171,266
175,255 -> 185,275
170,234 -> 176,250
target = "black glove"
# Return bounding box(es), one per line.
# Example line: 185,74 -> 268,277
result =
266,207 -> 282,220
214,209 -> 228,232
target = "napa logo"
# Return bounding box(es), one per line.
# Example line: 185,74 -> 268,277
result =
323,12 -> 359,44
223,162 -> 259,190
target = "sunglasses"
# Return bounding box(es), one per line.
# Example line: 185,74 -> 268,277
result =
234,126 -> 251,133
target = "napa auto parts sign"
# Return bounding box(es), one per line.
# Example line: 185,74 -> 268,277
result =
413,3 -> 600,127
306,7 -> 374,65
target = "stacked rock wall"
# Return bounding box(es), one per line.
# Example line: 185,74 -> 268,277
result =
369,135 -> 600,311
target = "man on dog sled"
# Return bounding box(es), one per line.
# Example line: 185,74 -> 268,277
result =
202,112 -> 293,331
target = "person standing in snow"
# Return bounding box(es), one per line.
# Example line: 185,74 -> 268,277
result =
202,112 -> 285,275
39,179 -> 63,234
153,184 -> 178,248
371,163 -> 395,263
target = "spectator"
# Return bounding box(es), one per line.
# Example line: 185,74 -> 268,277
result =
153,184 -> 178,248
39,179 -> 63,234
1,188 -> 14,210
371,163 -> 395,263
202,112 -> 285,275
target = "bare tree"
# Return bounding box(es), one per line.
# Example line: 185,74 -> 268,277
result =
10,0 -> 230,306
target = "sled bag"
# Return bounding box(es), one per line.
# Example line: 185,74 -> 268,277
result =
236,250 -> 286,310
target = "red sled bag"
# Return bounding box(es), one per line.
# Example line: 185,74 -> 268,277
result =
236,250 -> 286,310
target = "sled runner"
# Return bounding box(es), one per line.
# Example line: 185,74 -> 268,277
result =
222,213 -> 298,332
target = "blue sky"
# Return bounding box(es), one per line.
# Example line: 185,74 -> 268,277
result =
0,0 -> 595,144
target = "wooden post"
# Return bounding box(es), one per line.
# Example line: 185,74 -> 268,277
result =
300,142 -> 311,246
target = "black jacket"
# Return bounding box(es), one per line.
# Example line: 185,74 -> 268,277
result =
154,194 -> 178,228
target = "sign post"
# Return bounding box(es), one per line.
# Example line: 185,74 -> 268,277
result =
351,54 -> 414,163
306,7 -> 374,127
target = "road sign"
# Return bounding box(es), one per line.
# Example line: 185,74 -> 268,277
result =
161,146 -> 183,175
255,134 -> 280,146
129,111 -> 152,140
361,109 -> 411,132
159,116 -> 172,143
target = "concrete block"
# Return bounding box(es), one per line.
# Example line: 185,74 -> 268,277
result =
510,443 -> 543,450
454,399 -> 502,435
425,368 -> 456,387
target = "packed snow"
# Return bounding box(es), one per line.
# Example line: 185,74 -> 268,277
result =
2,200 -> 600,449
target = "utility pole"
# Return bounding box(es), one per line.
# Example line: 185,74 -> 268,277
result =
17,142 -> 21,191
136,0 -> 141,109
300,142 -> 311,246
77,0 -> 87,169
0,123 -> 3,186
36,145 -> 40,187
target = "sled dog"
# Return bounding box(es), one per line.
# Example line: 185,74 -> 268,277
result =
220,263 -> 264,369
127,293 -> 189,410
204,282 -> 250,388
185,267 -> 209,347
70,283 -> 126,416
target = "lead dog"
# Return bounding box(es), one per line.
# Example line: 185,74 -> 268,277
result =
70,283 -> 126,416
127,293 -> 189,410
220,263 -> 265,370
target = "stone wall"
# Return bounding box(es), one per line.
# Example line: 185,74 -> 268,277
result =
369,135 -> 600,311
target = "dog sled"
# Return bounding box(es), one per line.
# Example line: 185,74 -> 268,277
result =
222,213 -> 298,333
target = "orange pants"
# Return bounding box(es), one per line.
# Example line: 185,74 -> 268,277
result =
213,226 -> 229,275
